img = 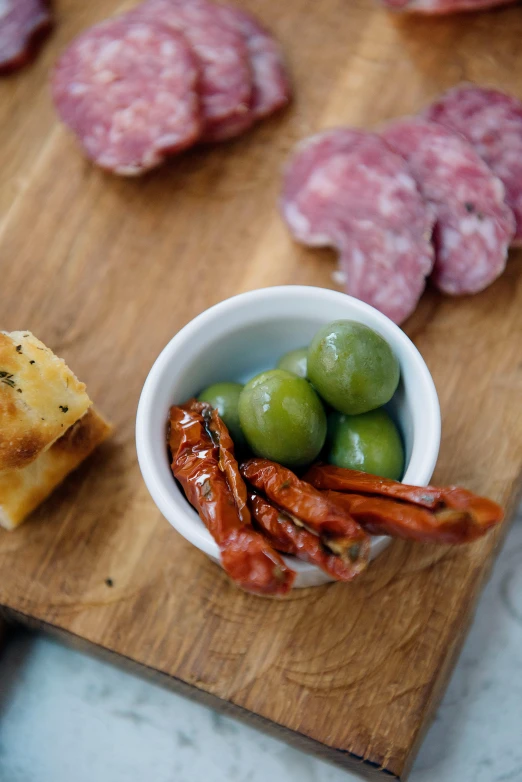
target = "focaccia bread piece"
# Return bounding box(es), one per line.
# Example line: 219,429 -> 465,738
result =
0,331 -> 92,471
0,407 -> 112,530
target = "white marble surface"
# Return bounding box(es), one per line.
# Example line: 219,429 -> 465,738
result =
1,510 -> 521,782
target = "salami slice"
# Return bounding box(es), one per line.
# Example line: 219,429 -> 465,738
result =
381,0 -> 516,13
0,0 -> 52,74
214,5 -> 290,137
280,129 -> 435,324
132,0 -> 252,141
382,118 -> 515,295
425,85 -> 522,244
52,17 -> 201,176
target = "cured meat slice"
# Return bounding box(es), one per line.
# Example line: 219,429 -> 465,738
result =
0,0 -> 52,74
213,5 -> 290,137
132,0 -> 252,141
425,85 -> 522,244
381,0 -> 516,13
282,129 -> 365,246
280,129 -> 435,324
382,118 -> 515,295
52,17 -> 201,175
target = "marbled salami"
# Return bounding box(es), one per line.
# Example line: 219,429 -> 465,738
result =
425,84 -> 522,244
382,118 -> 515,295
132,0 -> 252,141
381,0 -> 516,14
0,0 -> 52,74
212,5 -> 290,138
280,129 -> 435,324
52,16 -> 201,175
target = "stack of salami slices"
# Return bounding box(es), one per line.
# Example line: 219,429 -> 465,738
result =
52,0 -> 290,176
281,84 -> 522,325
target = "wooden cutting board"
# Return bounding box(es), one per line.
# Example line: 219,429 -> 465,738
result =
1,1 -> 522,778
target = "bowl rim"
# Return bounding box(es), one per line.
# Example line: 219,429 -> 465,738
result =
136,285 -> 441,586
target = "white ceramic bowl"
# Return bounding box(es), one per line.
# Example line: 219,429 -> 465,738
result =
136,286 -> 441,588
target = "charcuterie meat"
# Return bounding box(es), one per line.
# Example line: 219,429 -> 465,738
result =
214,5 -> 290,137
0,0 -> 52,74
52,2 -> 290,171
381,0 -> 516,13
52,17 -> 201,176
280,128 -> 435,324
382,118 -> 515,295
425,85 -> 522,245
282,129 -> 364,247
132,0 -> 252,141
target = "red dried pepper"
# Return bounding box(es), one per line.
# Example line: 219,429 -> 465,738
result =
305,464 -> 445,507
207,408 -> 250,526
240,458 -> 370,564
219,527 -> 295,596
168,401 -> 295,595
325,490 -> 502,544
249,493 -> 368,581
304,465 -> 504,543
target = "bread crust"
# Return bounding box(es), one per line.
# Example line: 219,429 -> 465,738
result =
0,331 -> 92,471
0,407 -> 112,529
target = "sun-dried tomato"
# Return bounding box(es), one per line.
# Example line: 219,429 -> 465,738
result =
305,465 -> 503,542
327,491 -> 500,544
249,493 -> 369,580
241,458 -> 370,564
168,401 -> 295,595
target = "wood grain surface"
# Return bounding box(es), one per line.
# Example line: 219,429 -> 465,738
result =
1,1 -> 522,778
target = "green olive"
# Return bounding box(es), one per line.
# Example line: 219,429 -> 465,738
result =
307,320 -> 400,415
276,347 -> 308,378
197,381 -> 245,449
326,408 -> 404,480
238,369 -> 326,467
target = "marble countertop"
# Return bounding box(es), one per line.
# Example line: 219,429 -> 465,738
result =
1,509 -> 521,782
